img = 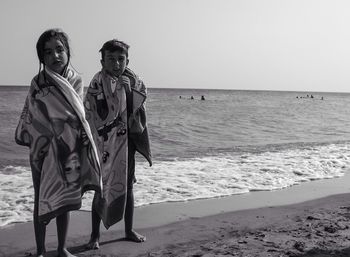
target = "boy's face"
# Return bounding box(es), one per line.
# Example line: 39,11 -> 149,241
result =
101,50 -> 129,78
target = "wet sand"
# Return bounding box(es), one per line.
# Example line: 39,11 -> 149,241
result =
2,173 -> 350,257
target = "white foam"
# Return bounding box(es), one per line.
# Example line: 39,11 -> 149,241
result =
133,143 -> 350,206
0,166 -> 33,227
1,143 -> 350,227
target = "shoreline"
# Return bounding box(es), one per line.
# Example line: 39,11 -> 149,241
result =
1,172 -> 350,256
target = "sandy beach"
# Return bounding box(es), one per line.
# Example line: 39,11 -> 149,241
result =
3,1 -> 350,257
2,174 -> 350,257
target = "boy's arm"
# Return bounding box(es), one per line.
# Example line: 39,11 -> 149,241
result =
128,79 -> 152,166
86,80 -> 108,120
128,79 -> 147,135
84,78 -> 105,144
135,78 -> 147,96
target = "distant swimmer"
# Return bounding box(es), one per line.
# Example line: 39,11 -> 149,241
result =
179,96 -> 182,99
190,96 -> 194,100
201,95 -> 205,100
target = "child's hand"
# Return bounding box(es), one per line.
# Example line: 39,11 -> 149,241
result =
119,76 -> 131,94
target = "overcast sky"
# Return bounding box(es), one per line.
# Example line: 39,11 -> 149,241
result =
1,0 -> 350,92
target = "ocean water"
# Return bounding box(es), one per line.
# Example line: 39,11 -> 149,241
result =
1,86 -> 350,227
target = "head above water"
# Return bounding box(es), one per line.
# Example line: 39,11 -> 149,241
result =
36,28 -> 70,74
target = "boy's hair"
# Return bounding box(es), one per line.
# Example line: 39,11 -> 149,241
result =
36,28 -> 71,65
100,39 -> 129,60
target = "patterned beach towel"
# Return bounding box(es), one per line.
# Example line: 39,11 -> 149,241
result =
124,68 -> 152,167
84,70 -> 129,228
15,67 -> 101,223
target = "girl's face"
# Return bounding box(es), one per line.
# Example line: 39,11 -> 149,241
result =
43,38 -> 68,74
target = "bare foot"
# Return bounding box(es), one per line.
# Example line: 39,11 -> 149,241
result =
36,251 -> 45,257
57,248 -> 76,257
35,248 -> 46,257
85,237 -> 100,250
125,230 -> 146,242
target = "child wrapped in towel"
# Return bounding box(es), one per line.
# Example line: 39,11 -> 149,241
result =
84,39 -> 152,249
15,28 -> 101,257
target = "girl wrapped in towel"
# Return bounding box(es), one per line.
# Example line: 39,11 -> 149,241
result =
15,29 -> 101,257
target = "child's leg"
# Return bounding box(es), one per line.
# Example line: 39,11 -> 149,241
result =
56,212 -> 76,257
124,183 -> 145,242
32,171 -> 46,256
86,193 -> 101,249
33,193 -> 46,256
124,145 -> 145,242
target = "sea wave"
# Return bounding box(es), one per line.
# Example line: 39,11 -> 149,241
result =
134,142 -> 350,206
1,142 -> 349,227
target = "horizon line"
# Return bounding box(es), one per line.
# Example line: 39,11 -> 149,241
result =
0,84 -> 349,94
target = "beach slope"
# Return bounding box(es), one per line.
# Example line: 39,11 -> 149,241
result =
2,192 -> 350,257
